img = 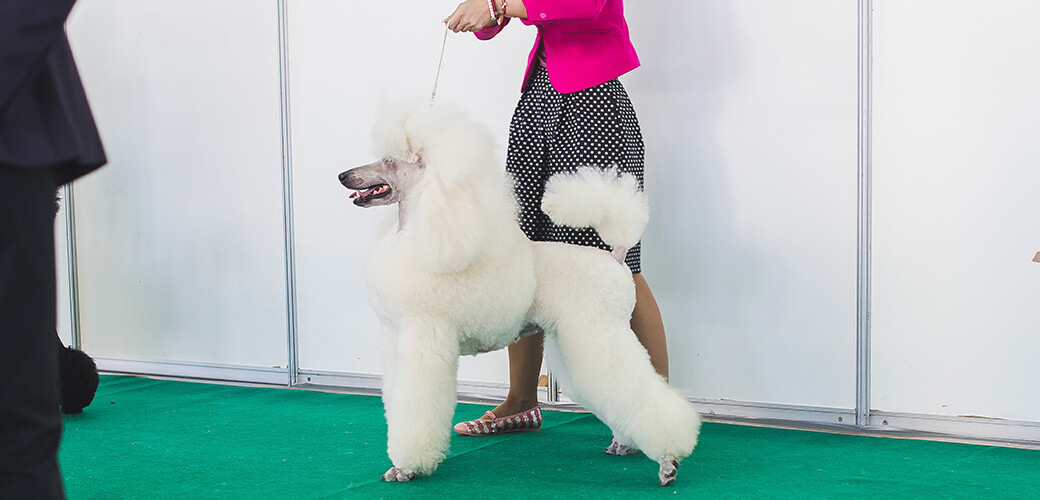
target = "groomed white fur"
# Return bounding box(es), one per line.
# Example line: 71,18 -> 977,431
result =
353,103 -> 700,484
542,167 -> 649,251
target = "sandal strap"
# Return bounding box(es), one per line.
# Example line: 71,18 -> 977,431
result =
454,407 -> 542,436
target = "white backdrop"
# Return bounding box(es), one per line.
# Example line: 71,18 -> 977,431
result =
65,1 -> 289,381
285,0 -> 860,407
61,0 -> 1040,439
626,1 -> 859,409
285,0 -> 533,384
56,201 -> 73,347
872,0 -> 1040,423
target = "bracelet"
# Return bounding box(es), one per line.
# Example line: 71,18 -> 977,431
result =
486,0 -> 498,24
500,0 -> 508,21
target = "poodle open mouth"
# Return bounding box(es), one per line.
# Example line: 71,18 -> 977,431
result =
349,184 -> 392,206
340,156 -> 424,209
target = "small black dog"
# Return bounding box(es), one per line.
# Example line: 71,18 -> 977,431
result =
57,335 -> 99,414
53,191 -> 99,414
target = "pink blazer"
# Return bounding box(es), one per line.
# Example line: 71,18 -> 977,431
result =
476,0 -> 639,94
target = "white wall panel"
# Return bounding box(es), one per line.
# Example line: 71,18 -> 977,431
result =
287,0 -> 533,383
287,0 -> 863,400
65,1 -> 289,373
55,198 -> 73,347
872,0 -> 1040,422
625,1 -> 859,408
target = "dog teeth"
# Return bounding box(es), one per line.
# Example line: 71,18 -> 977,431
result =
351,185 -> 389,200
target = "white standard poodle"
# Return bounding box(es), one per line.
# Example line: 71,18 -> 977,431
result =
339,103 -> 700,486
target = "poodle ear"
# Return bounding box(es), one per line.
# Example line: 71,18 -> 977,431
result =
392,103 -> 501,273
372,99 -> 423,162
400,104 -> 493,185
404,171 -> 487,273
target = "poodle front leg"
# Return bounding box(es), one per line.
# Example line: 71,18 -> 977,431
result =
380,325 -> 400,419
382,322 -> 460,481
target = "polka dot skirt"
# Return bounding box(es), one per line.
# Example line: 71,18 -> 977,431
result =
506,64 -> 645,273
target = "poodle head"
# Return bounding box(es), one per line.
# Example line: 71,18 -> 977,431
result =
340,102 -> 508,273
339,102 -> 498,208
339,156 -> 424,208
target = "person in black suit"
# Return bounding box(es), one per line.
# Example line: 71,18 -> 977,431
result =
1,0 -> 106,497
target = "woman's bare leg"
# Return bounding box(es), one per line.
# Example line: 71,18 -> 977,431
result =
484,331 -> 543,418
480,273 -> 666,421
631,273 -> 668,379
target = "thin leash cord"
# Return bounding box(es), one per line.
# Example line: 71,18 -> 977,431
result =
429,24 -> 450,106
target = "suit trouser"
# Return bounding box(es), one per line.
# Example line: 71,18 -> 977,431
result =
0,166 -> 65,499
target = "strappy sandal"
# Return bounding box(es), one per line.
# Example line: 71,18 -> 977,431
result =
453,406 -> 542,436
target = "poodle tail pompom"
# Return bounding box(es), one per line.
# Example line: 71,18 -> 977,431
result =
541,167 -> 649,251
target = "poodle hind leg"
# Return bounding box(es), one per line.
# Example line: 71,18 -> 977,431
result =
605,436 -> 638,456
544,323 -> 700,485
658,456 -> 679,486
547,357 -> 644,458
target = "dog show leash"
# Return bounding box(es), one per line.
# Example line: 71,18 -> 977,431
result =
430,23 -> 450,106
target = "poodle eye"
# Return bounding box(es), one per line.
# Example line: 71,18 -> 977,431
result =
382,158 -> 392,164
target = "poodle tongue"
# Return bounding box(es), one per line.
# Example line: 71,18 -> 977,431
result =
350,185 -> 388,199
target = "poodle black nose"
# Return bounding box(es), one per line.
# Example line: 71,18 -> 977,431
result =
338,171 -> 350,185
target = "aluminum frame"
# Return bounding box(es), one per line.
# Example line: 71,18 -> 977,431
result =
277,0 -> 300,387
285,369 -> 1040,449
856,0 -> 874,428
61,183 -> 82,350
97,356 -> 288,386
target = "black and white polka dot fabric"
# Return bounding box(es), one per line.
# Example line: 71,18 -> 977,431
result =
506,64 -> 645,273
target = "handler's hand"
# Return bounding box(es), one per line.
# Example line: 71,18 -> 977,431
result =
445,0 -> 498,33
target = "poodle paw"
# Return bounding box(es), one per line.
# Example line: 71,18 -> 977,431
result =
604,438 -> 638,456
381,467 -> 415,482
657,457 -> 679,486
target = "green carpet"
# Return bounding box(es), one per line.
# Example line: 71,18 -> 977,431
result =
59,375 -> 1039,499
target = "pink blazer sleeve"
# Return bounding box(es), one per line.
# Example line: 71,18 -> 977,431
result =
521,0 -> 608,23
475,0 -> 609,36
474,17 -> 510,40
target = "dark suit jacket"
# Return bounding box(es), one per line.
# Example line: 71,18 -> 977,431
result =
0,0 -> 106,185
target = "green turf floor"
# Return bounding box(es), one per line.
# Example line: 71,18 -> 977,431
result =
59,375 -> 1039,499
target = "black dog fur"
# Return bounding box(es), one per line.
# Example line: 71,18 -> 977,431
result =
58,335 -> 99,414
53,191 -> 99,414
